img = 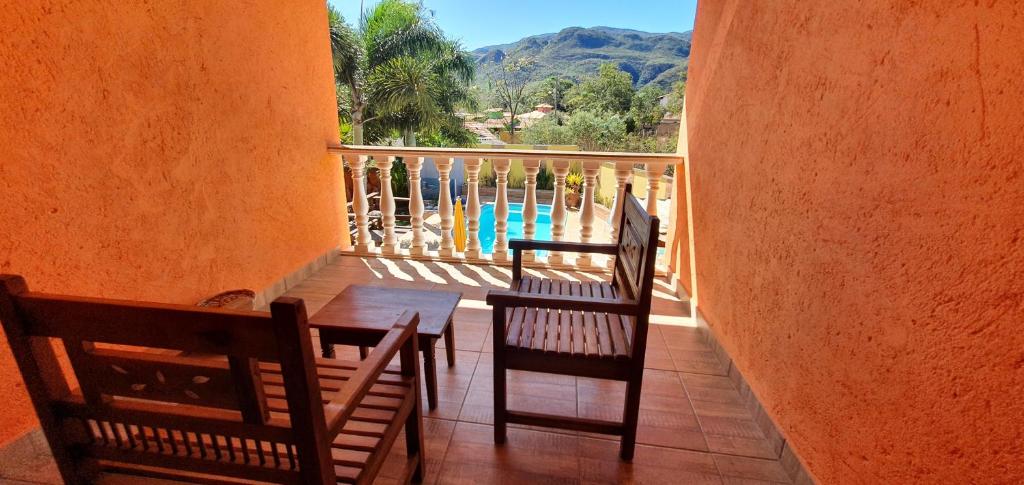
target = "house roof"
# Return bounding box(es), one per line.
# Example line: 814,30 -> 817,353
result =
464,121 -> 506,144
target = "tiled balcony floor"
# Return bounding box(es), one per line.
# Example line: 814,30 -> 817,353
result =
311,257 -> 791,484
0,255 -> 793,484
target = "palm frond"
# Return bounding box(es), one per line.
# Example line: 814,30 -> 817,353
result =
327,5 -> 363,85
369,56 -> 441,121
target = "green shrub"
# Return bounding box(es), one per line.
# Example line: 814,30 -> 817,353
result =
536,166 -> 554,190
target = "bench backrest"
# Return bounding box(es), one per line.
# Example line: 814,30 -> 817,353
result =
0,275 -> 335,484
611,184 -> 661,313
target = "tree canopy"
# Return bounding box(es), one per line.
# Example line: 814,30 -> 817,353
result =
566,64 -> 634,114
327,0 -> 475,146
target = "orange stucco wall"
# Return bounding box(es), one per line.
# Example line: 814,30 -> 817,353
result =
0,2 -> 347,445
669,101 -> 694,300
687,1 -> 1023,483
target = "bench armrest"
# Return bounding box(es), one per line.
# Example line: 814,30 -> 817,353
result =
509,239 -> 618,279
508,239 -> 618,254
324,310 -> 419,437
486,289 -> 638,314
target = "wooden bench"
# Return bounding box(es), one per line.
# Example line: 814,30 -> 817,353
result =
486,184 -> 660,460
0,275 -> 426,484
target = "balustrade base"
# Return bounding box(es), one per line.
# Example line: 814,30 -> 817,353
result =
464,249 -> 482,260
438,248 -> 457,258
380,244 -> 399,255
547,253 -> 565,265
336,249 -> 627,275
353,243 -> 376,254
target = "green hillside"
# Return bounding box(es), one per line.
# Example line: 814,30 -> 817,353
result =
473,26 -> 692,91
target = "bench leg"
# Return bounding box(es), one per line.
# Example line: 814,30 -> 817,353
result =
401,326 -> 426,483
492,307 -> 507,445
405,392 -> 426,483
620,375 -> 643,461
423,342 -> 438,410
493,358 -> 507,444
358,346 -> 368,360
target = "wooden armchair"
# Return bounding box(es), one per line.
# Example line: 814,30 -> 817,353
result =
485,184 -> 660,460
0,275 -> 425,485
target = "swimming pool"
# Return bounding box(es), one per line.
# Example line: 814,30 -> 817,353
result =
477,202 -> 552,255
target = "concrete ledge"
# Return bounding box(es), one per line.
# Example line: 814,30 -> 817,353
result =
253,246 -> 342,310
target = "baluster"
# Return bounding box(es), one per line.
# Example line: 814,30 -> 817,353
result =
345,154 -> 374,253
521,159 -> 541,262
435,157 -> 456,257
464,157 -> 483,259
645,163 -> 667,216
607,161 -> 633,268
375,156 -> 397,254
548,160 -> 570,265
576,161 -> 600,267
492,159 -> 512,262
404,156 -> 426,256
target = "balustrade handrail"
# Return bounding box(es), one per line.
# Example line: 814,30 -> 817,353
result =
329,144 -> 683,166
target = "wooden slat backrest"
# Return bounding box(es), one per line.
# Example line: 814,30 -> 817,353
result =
610,185 -> 661,359
612,185 -> 660,306
0,275 -> 333,484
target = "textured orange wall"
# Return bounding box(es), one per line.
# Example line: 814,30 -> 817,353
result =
670,100 -> 694,300
687,1 -> 1023,483
0,1 -> 347,445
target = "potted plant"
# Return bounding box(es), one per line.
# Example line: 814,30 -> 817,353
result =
565,172 -> 583,209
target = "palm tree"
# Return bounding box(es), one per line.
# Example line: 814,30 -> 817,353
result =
327,0 -> 475,146
371,40 -> 476,146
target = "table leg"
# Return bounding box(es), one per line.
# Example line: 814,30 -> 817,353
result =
423,340 -> 438,410
320,337 -> 335,359
444,322 -> 456,367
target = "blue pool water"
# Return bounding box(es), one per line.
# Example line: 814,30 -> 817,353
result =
477,203 -> 552,255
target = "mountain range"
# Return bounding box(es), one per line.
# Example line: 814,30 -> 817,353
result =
472,26 -> 692,91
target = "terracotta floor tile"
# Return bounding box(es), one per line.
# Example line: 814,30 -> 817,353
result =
437,423 -> 581,483
705,434 -> 781,461
671,349 -> 731,376
377,418 -> 456,484
460,390 -> 578,426
713,454 -> 793,483
578,437 -> 723,484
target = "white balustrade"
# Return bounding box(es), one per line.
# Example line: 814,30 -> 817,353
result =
435,157 -> 456,257
521,159 -> 541,262
645,163 -> 667,216
464,158 -> 483,259
576,161 -> 600,267
492,159 -> 511,262
548,160 -> 570,265
374,156 -> 398,254
404,156 -> 426,256
345,154 -> 374,253
607,161 -> 633,268
332,146 -> 681,270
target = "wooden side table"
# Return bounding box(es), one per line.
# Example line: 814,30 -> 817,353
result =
310,285 -> 462,410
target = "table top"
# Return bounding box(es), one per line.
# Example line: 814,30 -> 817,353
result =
310,285 -> 462,339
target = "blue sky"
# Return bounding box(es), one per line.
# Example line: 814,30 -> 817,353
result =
328,0 -> 697,50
